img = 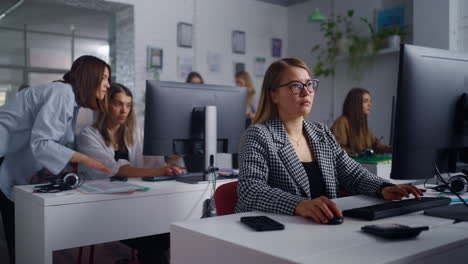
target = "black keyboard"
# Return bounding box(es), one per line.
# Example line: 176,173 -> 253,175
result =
142,172 -> 203,182
142,172 -> 238,182
342,197 -> 451,220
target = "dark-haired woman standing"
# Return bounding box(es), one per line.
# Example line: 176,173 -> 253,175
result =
0,55 -> 112,264
332,87 -> 392,156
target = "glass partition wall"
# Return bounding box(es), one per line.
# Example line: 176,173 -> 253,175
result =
0,24 -> 109,106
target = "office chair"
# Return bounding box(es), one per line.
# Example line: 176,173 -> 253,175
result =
214,181 -> 238,216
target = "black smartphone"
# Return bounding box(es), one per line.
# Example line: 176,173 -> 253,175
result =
110,176 -> 128,182
240,216 -> 285,231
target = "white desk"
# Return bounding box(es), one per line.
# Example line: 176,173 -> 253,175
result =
14,178 -> 232,264
361,163 -> 392,179
171,195 -> 468,264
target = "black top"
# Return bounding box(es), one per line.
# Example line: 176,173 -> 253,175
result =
114,149 -> 129,162
301,161 -> 326,199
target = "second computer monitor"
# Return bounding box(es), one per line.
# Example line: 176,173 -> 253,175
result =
143,80 -> 247,157
391,44 -> 468,179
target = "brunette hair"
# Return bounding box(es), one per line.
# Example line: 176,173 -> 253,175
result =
186,71 -> 204,84
342,87 -> 371,149
63,55 -> 111,111
94,83 -> 136,148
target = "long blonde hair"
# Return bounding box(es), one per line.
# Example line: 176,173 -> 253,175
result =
252,58 -> 312,125
235,71 -> 255,104
94,83 -> 136,148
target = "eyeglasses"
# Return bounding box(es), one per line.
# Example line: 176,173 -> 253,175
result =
277,79 -> 319,95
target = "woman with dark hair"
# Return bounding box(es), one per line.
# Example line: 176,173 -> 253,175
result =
236,58 -> 424,224
78,83 -> 182,264
186,71 -> 204,84
0,55 -> 112,264
331,87 -> 392,156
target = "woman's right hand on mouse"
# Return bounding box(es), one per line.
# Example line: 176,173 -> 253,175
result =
294,196 -> 343,224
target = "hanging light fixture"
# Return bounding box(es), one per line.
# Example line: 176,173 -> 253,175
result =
308,7 -> 326,22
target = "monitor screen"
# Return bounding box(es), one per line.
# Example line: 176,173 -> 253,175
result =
143,81 -> 247,159
391,44 -> 468,179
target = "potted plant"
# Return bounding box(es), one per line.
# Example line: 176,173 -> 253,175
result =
312,10 -> 376,80
376,25 -> 407,49
361,17 -> 408,50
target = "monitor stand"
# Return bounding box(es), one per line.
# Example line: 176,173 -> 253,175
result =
178,105 -> 217,184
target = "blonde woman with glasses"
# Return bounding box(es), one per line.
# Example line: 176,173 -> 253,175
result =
235,58 -> 425,224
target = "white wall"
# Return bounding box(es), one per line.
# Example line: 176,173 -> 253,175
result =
450,0 -> 468,52
413,0 -> 450,50
107,0 -> 288,114
288,0 -> 400,144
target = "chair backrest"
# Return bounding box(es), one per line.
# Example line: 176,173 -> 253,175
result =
214,181 -> 238,216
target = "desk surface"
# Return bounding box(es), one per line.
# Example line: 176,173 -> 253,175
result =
14,178 -> 234,264
15,178 -> 233,206
171,194 -> 468,264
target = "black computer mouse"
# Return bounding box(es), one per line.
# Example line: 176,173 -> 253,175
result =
110,176 -> 128,182
326,216 -> 344,225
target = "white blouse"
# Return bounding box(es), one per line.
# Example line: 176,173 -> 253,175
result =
77,125 -> 165,179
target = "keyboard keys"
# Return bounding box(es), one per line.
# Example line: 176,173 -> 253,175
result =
342,197 -> 451,220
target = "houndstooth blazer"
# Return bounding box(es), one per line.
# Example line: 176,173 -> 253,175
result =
235,118 -> 389,215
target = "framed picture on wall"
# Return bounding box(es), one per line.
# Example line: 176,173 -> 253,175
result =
376,7 -> 405,32
254,57 -> 267,77
234,62 -> 245,74
271,38 -> 282,58
232,30 -> 246,54
147,46 -> 163,71
177,22 -> 193,48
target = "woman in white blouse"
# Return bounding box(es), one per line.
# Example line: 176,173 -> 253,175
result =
78,83 -> 184,180
78,83 -> 182,264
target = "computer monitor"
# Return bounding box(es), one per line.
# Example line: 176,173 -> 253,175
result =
390,44 -> 468,180
143,80 -> 246,178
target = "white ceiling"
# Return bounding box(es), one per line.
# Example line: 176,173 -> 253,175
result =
0,0 -> 129,39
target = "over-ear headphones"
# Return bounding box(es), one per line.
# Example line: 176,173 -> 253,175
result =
33,172 -> 86,193
447,174 -> 468,194
433,172 -> 468,194
62,172 -> 80,189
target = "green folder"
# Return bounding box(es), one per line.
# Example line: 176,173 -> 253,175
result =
353,155 -> 392,165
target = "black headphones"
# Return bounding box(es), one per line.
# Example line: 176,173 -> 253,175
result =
447,174 -> 468,194
33,172 -> 86,193
433,172 -> 468,194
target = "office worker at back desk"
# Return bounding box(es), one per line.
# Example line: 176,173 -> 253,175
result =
77,83 -> 183,264
235,58 -> 425,224
332,87 -> 392,156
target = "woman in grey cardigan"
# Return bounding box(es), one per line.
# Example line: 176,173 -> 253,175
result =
235,58 -> 424,224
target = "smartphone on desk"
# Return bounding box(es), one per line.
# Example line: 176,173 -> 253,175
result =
240,216 -> 285,231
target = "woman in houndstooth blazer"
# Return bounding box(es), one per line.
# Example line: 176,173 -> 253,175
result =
235,58 -> 425,224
